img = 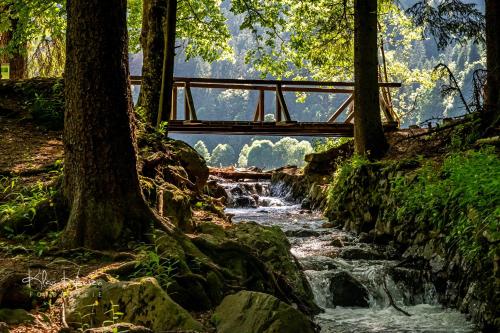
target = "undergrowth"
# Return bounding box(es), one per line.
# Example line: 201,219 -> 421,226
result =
28,80 -> 64,130
326,147 -> 499,262
390,147 -> 499,261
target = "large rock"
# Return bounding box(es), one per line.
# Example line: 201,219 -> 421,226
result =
159,183 -> 194,231
166,139 -> 209,191
65,277 -> 203,332
0,308 -> 35,325
213,291 -> 317,333
193,222 -> 320,315
329,271 -> 369,307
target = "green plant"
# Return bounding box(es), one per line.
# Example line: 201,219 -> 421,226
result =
29,82 -> 64,130
132,233 -> 178,290
102,301 -> 125,329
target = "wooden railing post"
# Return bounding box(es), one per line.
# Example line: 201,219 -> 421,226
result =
170,85 -> 178,120
259,89 -> 265,122
184,82 -> 197,121
275,85 -> 282,122
276,84 -> 292,122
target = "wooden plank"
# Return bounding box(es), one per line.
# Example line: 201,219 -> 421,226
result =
328,94 -> 354,123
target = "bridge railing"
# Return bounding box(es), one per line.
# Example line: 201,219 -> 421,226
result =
130,76 -> 401,125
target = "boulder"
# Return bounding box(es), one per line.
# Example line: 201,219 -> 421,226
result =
213,291 -> 317,333
299,256 -> 338,271
0,308 -> 35,325
166,139 -> 209,191
65,277 -> 203,332
329,271 -> 369,307
193,222 -> 320,315
233,195 -> 257,208
338,246 -> 385,260
285,229 -> 320,238
159,183 -> 194,231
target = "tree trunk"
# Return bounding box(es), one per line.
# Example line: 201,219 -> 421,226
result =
484,0 -> 500,129
0,16 -> 27,79
62,0 -> 156,249
138,0 -> 168,125
353,0 -> 388,159
158,0 -> 178,124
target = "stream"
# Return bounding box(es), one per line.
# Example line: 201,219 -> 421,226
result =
222,180 -> 478,333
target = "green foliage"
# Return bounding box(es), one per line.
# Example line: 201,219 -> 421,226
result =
133,233 -> 178,291
209,143 -> 236,167
0,0 -> 66,76
29,81 -> 64,130
390,148 -> 499,261
126,0 -> 232,61
193,140 -> 210,161
0,175 -> 60,236
313,138 -> 353,153
326,148 -> 499,263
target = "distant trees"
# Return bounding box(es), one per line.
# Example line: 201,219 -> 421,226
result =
236,138 -> 313,169
209,144 -> 236,167
194,140 -> 210,161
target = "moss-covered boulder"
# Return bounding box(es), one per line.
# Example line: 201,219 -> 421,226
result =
192,222 -> 319,315
0,308 -> 35,324
213,291 -> 317,333
65,277 -> 203,332
159,183 -> 194,231
165,139 -> 209,191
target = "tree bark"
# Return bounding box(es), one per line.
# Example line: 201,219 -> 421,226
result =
353,0 -> 388,159
484,0 -> 500,129
0,15 -> 27,79
158,0 -> 178,124
62,0 -> 157,249
138,0 -> 168,125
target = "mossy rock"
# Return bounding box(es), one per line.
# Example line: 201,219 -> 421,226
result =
0,308 -> 35,325
165,139 -> 209,191
212,291 -> 317,333
196,222 -> 319,315
65,277 -> 204,332
160,183 -> 194,231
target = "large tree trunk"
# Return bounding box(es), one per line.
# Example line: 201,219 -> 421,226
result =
0,17 -> 27,79
138,0 -> 168,125
62,0 -> 156,249
484,0 -> 500,129
158,0 -> 178,124
353,0 -> 388,159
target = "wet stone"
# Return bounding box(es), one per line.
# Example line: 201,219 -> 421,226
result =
329,271 -> 370,307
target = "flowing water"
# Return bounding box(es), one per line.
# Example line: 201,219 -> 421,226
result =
222,180 -> 478,333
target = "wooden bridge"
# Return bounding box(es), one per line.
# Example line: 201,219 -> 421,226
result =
130,76 -> 401,137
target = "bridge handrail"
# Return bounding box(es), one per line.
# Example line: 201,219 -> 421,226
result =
130,75 -> 401,88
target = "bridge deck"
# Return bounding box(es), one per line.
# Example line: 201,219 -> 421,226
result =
168,120 -> 399,137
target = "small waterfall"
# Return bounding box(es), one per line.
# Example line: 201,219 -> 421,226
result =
220,178 -> 477,332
